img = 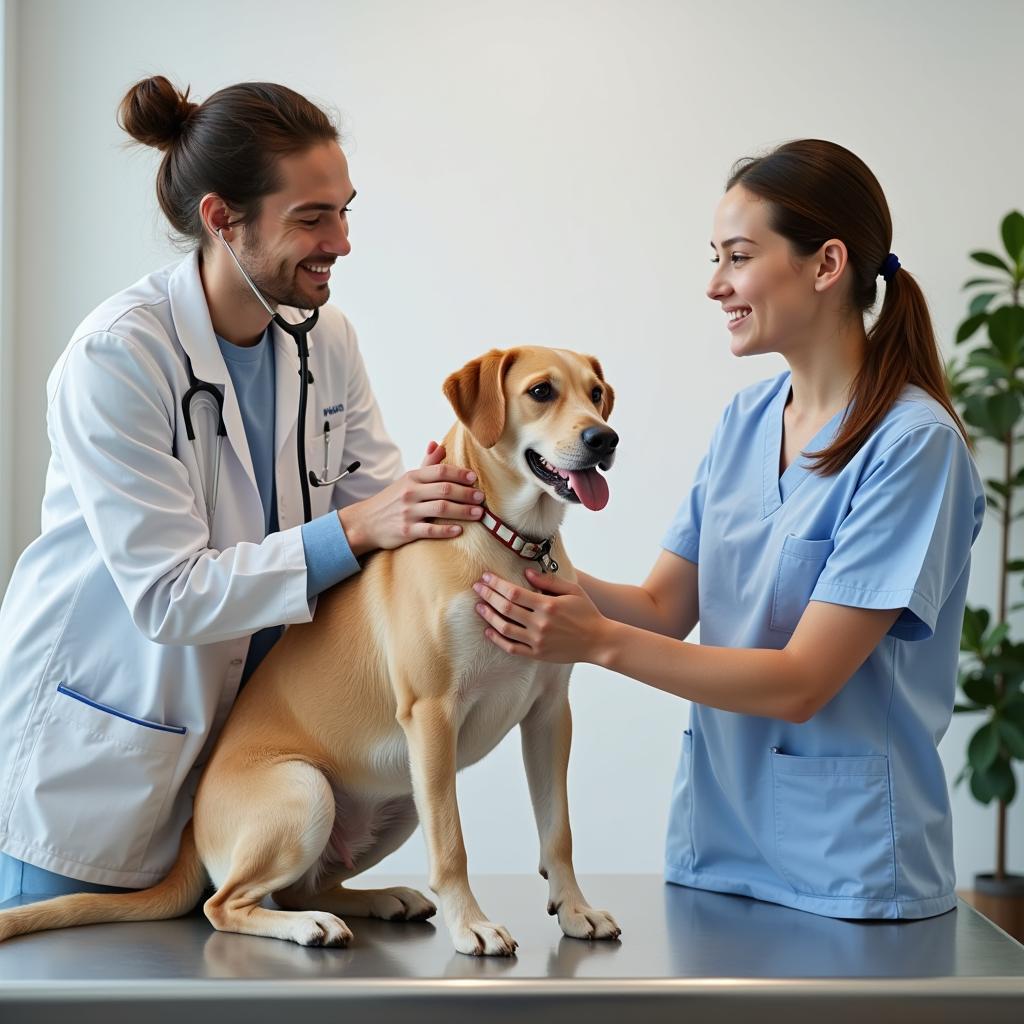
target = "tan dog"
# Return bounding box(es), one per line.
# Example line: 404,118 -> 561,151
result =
0,346 -> 621,956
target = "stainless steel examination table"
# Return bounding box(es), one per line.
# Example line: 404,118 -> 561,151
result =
1,874 -> 1022,1022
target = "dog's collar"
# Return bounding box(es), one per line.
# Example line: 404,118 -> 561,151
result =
478,506 -> 559,573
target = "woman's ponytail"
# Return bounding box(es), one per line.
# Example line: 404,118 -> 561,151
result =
821,264 -> 970,475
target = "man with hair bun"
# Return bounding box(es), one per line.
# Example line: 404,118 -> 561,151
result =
0,77 -> 484,899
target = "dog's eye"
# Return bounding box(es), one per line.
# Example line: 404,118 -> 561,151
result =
528,382 -> 554,402
592,387 -> 603,405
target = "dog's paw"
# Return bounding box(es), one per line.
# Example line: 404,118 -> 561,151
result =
553,902 -> 621,941
452,920 -> 518,957
370,886 -> 437,922
292,911 -> 353,947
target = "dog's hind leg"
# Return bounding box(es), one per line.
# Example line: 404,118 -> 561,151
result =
278,881 -> 436,923
274,799 -> 437,922
198,759 -> 353,947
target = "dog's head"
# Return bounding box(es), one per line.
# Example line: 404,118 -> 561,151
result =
443,347 -> 617,511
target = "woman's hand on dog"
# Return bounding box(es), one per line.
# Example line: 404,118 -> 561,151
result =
473,568 -> 609,664
339,441 -> 485,556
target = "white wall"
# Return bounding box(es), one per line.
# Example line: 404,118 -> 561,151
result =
2,0 -> 1022,885
0,0 -> 16,586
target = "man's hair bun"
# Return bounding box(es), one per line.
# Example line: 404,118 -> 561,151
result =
118,75 -> 196,152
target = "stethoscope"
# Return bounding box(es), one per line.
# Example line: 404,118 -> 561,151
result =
181,228 -> 359,527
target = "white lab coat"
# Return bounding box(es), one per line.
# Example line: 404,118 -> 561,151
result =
0,251 -> 403,886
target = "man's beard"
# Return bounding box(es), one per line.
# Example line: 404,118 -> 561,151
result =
239,234 -> 328,311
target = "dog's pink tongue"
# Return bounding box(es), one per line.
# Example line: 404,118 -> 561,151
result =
567,469 -> 610,511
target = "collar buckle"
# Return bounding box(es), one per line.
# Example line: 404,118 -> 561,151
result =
534,538 -> 559,574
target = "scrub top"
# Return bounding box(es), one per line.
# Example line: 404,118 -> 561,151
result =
661,371 -> 985,920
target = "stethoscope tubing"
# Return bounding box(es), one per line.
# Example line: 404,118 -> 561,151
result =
181,363 -> 227,526
217,226 -> 319,520
181,229 -> 346,528
274,307 -> 318,524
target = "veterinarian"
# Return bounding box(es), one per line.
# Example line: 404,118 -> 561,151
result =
0,77 -> 485,902
474,139 -> 986,921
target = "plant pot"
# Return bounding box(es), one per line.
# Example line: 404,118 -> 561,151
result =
972,873 -> 1024,942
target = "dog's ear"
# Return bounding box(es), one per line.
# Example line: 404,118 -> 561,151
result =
443,348 -> 520,448
587,355 -> 615,420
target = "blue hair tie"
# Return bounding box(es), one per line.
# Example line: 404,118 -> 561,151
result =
880,252 -> 901,282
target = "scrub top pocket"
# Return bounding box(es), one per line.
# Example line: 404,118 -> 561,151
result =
7,684 -> 187,875
769,534 -> 834,633
771,750 -> 896,900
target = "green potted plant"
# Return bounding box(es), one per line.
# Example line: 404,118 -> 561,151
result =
946,209 -> 1024,940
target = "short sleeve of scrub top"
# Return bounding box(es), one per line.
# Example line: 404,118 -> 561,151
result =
660,371 -> 985,920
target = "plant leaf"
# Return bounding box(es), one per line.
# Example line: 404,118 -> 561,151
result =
985,390 -> 1020,437
963,393 -> 997,435
968,721 -> 1000,771
997,718 -> 1024,759
971,250 -> 1013,274
981,653 -> 1024,683
970,765 -> 997,803
970,292 -> 999,317
982,621 -> 1011,655
961,606 -> 989,649
971,606 -> 990,637
963,277 -> 1005,289
969,760 -> 1016,804
962,675 -> 998,707
1001,211 -> 1024,265
988,306 -> 1024,360
992,759 -> 1017,803
956,312 -> 989,344
966,349 -> 1008,377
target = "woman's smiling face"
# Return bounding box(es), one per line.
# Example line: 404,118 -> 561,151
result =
706,185 -> 825,358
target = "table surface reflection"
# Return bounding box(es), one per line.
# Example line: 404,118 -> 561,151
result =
0,874 -> 1022,1022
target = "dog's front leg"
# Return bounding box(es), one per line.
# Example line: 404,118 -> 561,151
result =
520,684 -> 621,941
398,694 -> 517,956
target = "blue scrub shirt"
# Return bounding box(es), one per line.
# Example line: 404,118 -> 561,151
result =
662,372 -> 985,920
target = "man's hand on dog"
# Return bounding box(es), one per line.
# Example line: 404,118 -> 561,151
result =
339,441 -> 485,556
473,568 -> 607,663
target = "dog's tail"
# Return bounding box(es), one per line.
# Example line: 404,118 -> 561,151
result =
0,821 -> 206,942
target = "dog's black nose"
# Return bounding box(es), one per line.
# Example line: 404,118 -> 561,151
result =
581,426 -> 619,457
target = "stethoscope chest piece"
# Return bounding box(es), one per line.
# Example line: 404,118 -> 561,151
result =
182,368 -> 227,525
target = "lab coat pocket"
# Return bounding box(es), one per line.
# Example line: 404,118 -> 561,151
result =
769,534 -> 834,633
665,729 -> 695,872
771,750 -> 895,899
305,421 -> 347,514
7,684 -> 188,875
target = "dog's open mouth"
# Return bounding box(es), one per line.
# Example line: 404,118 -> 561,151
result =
525,450 -> 610,511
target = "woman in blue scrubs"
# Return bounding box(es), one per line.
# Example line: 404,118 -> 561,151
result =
472,139 -> 985,920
